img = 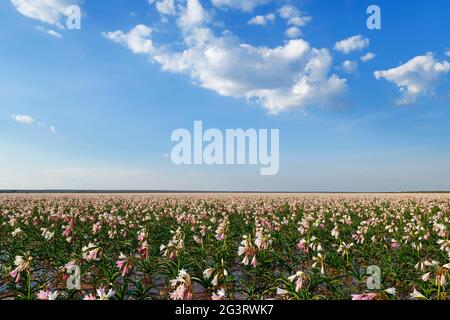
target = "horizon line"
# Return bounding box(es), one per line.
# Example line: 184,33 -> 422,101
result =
1,190 -> 450,194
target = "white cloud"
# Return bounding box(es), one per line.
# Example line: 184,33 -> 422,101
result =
103,25 -> 154,54
285,26 -> 301,39
11,113 -> 34,124
248,13 -> 275,26
155,0 -> 176,16
11,113 -> 57,132
335,35 -> 369,54
278,4 -> 311,27
446,50 -> 450,57
35,25 -> 63,38
279,5 -> 298,19
104,0 -> 347,114
39,122 -> 57,133
105,32 -> 347,114
178,0 -> 210,31
10,0 -> 76,28
211,0 -> 271,12
47,29 -> 63,38
374,53 -> 450,105
360,52 -> 375,62
340,60 -> 358,74
265,13 -> 275,21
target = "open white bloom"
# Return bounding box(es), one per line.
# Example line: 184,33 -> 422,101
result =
384,287 -> 396,296
331,225 -> 339,239
212,288 -> 226,300
276,288 -> 289,296
160,227 -> 185,259
169,269 -> 193,300
288,271 -> 307,292
337,242 -> 354,257
48,291 -> 59,300
41,228 -> 55,241
14,255 -> 25,266
410,289 -> 426,300
312,253 -> 325,275
82,243 -> 100,261
96,287 -> 115,300
37,290 -> 59,300
421,272 -> 431,282
12,227 -> 23,237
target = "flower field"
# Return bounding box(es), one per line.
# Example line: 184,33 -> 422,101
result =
1,193 -> 449,300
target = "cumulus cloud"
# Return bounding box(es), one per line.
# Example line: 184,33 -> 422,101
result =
10,0 -> 77,28
374,53 -> 450,105
47,29 -> 63,38
277,4 -> 311,40
335,35 -> 369,54
340,60 -> 358,74
104,0 -> 347,114
285,26 -> 301,39
11,113 -> 34,124
278,4 -> 311,27
178,0 -> 210,30
360,52 -> 375,62
155,0 -> 177,16
11,113 -> 56,133
211,0 -> 271,12
446,50 -> 450,57
248,13 -> 275,26
103,25 -> 154,54
35,25 -> 63,38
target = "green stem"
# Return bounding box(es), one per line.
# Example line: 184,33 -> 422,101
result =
27,271 -> 31,300
437,279 -> 441,300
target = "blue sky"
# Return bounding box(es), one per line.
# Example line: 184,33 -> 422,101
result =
1,0 -> 450,191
